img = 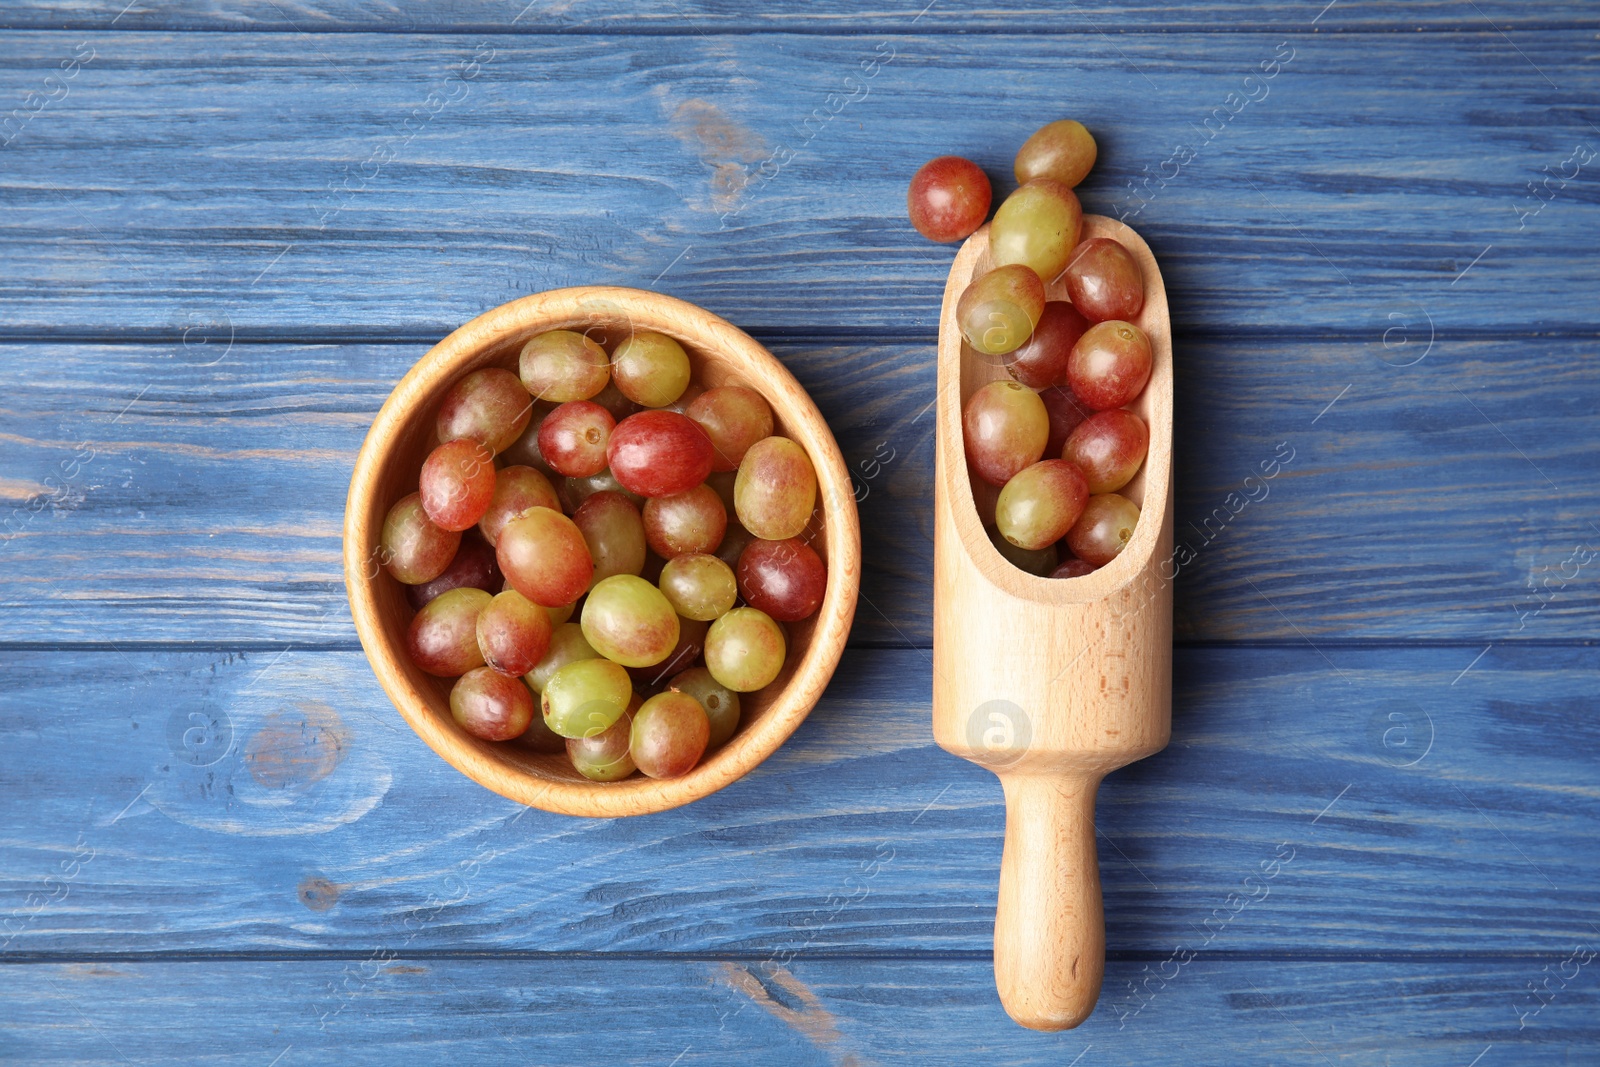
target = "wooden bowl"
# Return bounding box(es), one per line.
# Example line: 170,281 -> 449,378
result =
344,287 -> 861,817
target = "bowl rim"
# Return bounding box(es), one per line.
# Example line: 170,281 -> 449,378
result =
343,286 -> 861,817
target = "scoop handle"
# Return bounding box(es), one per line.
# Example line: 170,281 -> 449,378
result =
993,772 -> 1105,1031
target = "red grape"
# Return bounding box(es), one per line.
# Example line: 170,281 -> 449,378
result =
736,536 -> 827,622
572,490 -> 647,587
1039,385 -> 1090,460
643,484 -> 727,558
380,492 -> 461,585
1050,556 -> 1097,579
525,622 -> 599,693
989,178 -> 1082,282
611,331 -> 691,408
519,330 -> 610,402
995,459 -> 1089,551
580,574 -> 680,668
407,528 -> 500,608
962,380 -> 1048,486
607,410 -> 715,498
734,437 -> 816,540
450,666 -> 534,741
1062,409 -> 1148,494
419,438 -> 497,532
686,386 -> 774,472
537,400 -> 615,478
1005,301 -> 1089,389
704,607 -> 786,692
957,264 -> 1046,358
566,708 -> 637,781
497,507 -> 594,607
407,587 -> 491,676
1068,320 -> 1153,411
907,155 -> 992,243
1066,493 -> 1140,566
1014,120 -> 1098,188
629,691 -> 710,779
587,381 -> 639,423
478,465 -> 561,548
436,368 -> 532,455
1064,238 -> 1145,323
476,589 -> 554,677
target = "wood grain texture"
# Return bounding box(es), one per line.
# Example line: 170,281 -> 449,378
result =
2,958 -> 1596,1065
0,32 -> 1597,334
1,646 -> 1595,956
4,0 -> 1596,32
2,336 -> 1595,646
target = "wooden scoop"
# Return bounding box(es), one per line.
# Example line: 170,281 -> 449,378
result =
931,216 -> 1174,1031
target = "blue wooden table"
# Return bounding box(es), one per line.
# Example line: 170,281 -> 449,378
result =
3,3 -> 1598,1062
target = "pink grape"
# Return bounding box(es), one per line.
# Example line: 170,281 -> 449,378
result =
643,484 -> 727,558
407,587 -> 491,676
1014,119 -> 1098,187
1063,409 -> 1149,494
419,438 -> 497,532
957,264 -> 1046,357
497,401 -> 557,475
580,574 -> 680,668
607,411 -> 715,498
1064,238 -> 1145,323
566,707 -> 637,781
627,616 -> 708,692
704,607 -> 786,692
995,459 -> 1089,552
1068,321 -> 1153,411
450,667 -> 535,741
572,490 -> 647,587
436,368 -> 532,455
560,468 -> 644,512
963,380 -> 1048,487
537,400 -> 614,478
407,528 -> 499,608
1039,385 -> 1090,460
736,537 -> 827,622
734,437 -> 816,540
1005,301 -> 1089,389
629,691 -> 710,779
907,155 -> 992,243
1066,493 -> 1140,566
476,590 -> 554,677
686,386 -> 774,472
478,465 -> 561,548
659,553 -> 738,621
380,492 -> 460,585
519,330 -> 610,402
497,507 -> 594,607
1051,557 -> 1097,579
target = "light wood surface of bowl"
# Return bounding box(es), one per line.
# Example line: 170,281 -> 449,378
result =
345,287 -> 860,818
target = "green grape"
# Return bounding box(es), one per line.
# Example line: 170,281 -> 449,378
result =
629,691 -> 710,779
524,622 -> 599,693
669,666 -> 741,749
957,264 -> 1046,357
704,607 -> 786,692
611,331 -> 692,408
561,468 -> 644,512
541,657 -> 633,739
519,330 -> 610,402
734,437 -> 817,541
450,667 -> 535,741
544,600 -> 575,627
995,459 -> 1089,551
580,574 -> 680,668
1014,119 -> 1098,188
572,490 -> 647,588
659,553 -> 738,621
988,527 -> 1057,576
989,178 -> 1083,283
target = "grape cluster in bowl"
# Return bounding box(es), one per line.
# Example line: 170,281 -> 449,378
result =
909,121 -> 1153,578
376,327 -> 826,783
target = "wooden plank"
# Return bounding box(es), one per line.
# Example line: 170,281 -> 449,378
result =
2,646 -> 1595,956
1,32 -> 1597,334
4,1 -> 1596,33
1,957 -> 1595,1064
2,337 -> 1596,646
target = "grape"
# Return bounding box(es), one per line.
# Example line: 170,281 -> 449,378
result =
544,600 -> 575,627
611,331 -> 691,408
497,401 -> 558,475
580,574 -> 680,668
686,386 -> 774,472
995,459 -> 1089,551
588,380 -> 640,423
629,691 -> 710,779
566,707 -> 637,781
1066,493 -> 1140,566
1050,556 -> 1097,579
627,616 -> 708,691
1068,321 -> 1153,411
907,155 -> 992,243
659,553 -> 738,621
524,622 -> 599,693
643,484 -> 727,558
436,368 -> 532,454
663,381 -> 705,415
714,521 -> 757,570
407,529 -> 499,608
407,587 -> 491,676
607,411 -> 715,498
989,179 -> 1083,283
450,667 -> 535,741
1064,238 -> 1144,323
1014,119 -> 1098,188
963,380 -> 1049,486
419,438 -> 498,531
736,536 -> 827,622
957,264 -> 1046,358
478,465 -> 561,548
1005,301 -> 1089,389
497,506 -> 594,607
989,527 -> 1057,576
537,400 -> 614,478
560,468 -> 644,512
1063,409 -> 1148,494
519,330 -> 610,402
706,469 -> 737,514
476,589 -> 554,677
668,667 -> 741,749
704,607 -> 786,692
1039,384 -> 1090,461
541,657 -> 632,739
516,705 -> 568,754
571,490 -> 647,588
381,492 -> 461,585
734,437 -> 816,540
